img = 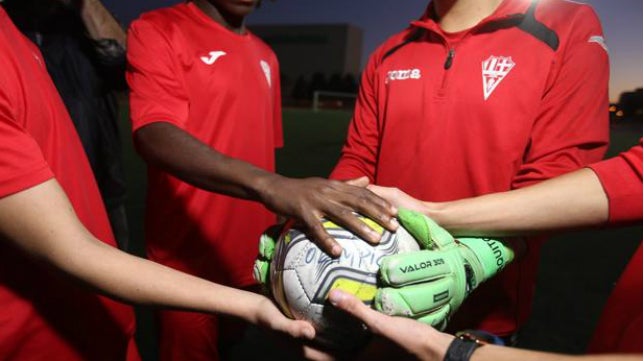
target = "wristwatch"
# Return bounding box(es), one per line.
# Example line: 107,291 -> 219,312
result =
443,330 -> 489,361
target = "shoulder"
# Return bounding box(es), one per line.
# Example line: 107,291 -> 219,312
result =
128,4 -> 194,54
534,0 -> 604,37
134,4 -> 188,26
248,32 -> 277,59
129,3 -> 190,39
535,0 -> 600,20
365,26 -> 418,69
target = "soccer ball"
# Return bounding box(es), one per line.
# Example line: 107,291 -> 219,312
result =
269,216 -> 420,351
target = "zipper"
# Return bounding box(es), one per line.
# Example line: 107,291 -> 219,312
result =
409,11 -> 525,96
437,44 -> 457,96
437,31 -> 473,95
444,48 -> 455,70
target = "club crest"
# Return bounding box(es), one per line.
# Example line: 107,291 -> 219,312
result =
481,55 -> 515,100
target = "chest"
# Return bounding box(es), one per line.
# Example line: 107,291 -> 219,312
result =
375,31 -> 555,128
172,31 -> 274,104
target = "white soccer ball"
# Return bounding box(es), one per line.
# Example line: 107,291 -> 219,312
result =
269,216 -> 420,351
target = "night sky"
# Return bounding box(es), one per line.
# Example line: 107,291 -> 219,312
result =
104,0 -> 643,102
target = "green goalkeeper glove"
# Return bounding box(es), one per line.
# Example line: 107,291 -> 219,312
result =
374,209 -> 515,329
253,224 -> 281,293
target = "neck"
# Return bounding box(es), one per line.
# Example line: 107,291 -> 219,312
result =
432,0 -> 504,32
192,0 -> 246,34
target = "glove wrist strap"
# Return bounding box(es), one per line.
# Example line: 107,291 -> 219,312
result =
457,238 -> 512,280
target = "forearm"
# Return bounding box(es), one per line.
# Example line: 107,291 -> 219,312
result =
59,239 -> 264,321
472,345 -> 639,361
425,168 -> 609,237
79,0 -> 126,47
134,122 -> 284,202
135,123 -> 399,254
0,180 -> 263,323
425,330 -> 637,361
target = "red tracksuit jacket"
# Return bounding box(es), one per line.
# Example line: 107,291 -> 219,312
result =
331,0 -> 609,335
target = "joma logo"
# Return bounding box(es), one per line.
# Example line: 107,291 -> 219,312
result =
386,68 -> 421,83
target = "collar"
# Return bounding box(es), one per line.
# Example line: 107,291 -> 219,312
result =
411,0 -> 533,34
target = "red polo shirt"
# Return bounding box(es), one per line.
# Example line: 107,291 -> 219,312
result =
127,2 -> 282,287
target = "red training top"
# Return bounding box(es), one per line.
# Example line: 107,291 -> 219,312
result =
127,2 -> 282,287
587,143 -> 643,354
331,0 -> 609,335
0,7 -> 138,361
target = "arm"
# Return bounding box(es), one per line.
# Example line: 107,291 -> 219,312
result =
369,167 -> 608,237
127,21 -> 397,256
75,0 -> 127,82
369,142 -> 643,237
78,0 -> 126,47
329,290 -> 640,361
511,6 -> 609,189
430,168 -> 607,236
135,123 -> 397,256
0,178 -> 314,340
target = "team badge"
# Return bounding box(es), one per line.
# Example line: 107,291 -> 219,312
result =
481,55 -> 515,100
260,60 -> 271,88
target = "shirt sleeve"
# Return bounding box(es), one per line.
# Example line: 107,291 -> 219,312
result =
511,6 -> 609,189
588,142 -> 643,225
126,19 -> 190,132
0,56 -> 53,198
329,51 -> 381,181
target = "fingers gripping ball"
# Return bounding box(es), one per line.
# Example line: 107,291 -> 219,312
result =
268,215 -> 420,351
375,209 -> 515,329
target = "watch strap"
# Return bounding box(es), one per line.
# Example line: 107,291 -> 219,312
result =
443,333 -> 485,361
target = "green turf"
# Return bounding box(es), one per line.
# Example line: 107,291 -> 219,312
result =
276,109 -> 352,178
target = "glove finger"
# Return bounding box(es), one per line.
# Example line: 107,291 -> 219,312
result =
253,259 -> 270,286
374,277 -> 453,318
380,249 -> 453,287
396,208 -> 433,248
415,305 -> 451,330
258,224 -> 282,259
397,209 -> 456,250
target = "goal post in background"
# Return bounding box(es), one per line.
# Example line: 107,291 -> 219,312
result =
312,90 -> 358,112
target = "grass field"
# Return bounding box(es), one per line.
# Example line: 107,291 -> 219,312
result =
117,108 -> 642,360
276,109 -> 353,178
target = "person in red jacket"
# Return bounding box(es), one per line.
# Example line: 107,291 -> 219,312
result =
330,0 -> 609,340
126,0 -> 397,360
331,142 -> 642,360
0,5 -> 320,360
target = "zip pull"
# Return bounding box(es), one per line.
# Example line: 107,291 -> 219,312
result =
444,48 -> 455,69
